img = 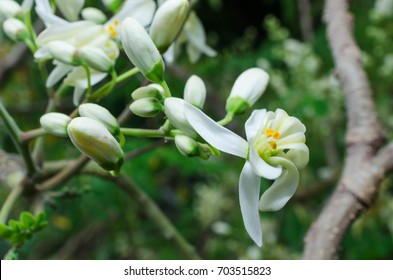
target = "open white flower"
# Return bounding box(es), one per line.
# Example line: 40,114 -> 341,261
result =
184,104 -> 309,246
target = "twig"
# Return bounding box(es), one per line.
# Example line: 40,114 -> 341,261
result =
297,0 -> 314,41
124,140 -> 166,161
303,0 -> 388,259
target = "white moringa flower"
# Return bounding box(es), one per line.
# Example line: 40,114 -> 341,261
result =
184,75 -> 206,109
184,104 -> 309,246
121,17 -> 165,83
164,97 -> 197,138
226,68 -> 269,115
149,0 -> 189,53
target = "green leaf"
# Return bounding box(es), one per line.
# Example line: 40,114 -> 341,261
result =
20,212 -> 35,228
0,224 -> 12,238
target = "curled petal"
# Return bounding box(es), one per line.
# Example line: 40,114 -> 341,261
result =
259,157 -> 299,212
249,147 -> 282,180
245,109 -> 267,142
239,161 -> 262,247
277,132 -> 306,146
284,145 -> 309,169
184,103 -> 249,158
46,62 -> 73,88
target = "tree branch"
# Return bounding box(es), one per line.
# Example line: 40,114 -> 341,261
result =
303,0 -> 389,259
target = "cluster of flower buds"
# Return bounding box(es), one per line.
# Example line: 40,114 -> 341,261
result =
129,84 -> 165,118
40,104 -> 124,175
0,0 -> 31,43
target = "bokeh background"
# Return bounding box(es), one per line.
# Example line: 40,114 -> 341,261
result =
1,0 -> 393,259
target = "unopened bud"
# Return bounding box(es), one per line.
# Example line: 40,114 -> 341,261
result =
3,18 -> 28,42
131,84 -> 164,101
175,134 -> 219,160
164,97 -> 197,138
46,41 -> 80,66
40,112 -> 71,137
102,0 -> 121,12
184,75 -> 206,109
129,97 -> 163,117
226,68 -> 269,115
0,0 -> 22,19
81,7 -> 107,24
80,46 -> 113,72
121,17 -> 165,83
149,0 -> 189,53
55,0 -> 84,22
67,117 -> 124,173
78,103 -> 119,135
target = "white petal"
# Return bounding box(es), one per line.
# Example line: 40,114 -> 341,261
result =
56,0 -> 84,22
35,0 -> 67,27
277,132 -> 305,146
270,108 -> 289,131
73,86 -> 84,106
46,62 -> 73,87
245,109 -> 267,142
278,116 -> 306,137
259,157 -> 299,212
249,147 -> 282,179
239,161 -> 262,247
284,146 -> 309,169
184,103 -> 249,158
110,0 -> 156,27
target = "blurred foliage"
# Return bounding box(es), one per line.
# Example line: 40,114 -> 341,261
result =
1,0 -> 393,259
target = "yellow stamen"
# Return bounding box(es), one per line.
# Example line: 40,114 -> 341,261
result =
273,131 -> 280,140
269,141 -> 277,149
114,20 -> 119,26
265,128 -> 273,137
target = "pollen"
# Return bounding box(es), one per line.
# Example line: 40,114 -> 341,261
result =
114,20 -> 119,26
108,25 -> 117,38
269,141 -> 277,149
273,131 -> 280,140
265,128 -> 273,137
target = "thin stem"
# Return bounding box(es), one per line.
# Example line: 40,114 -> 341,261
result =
121,128 -> 167,138
116,67 -> 139,84
88,69 -> 118,102
22,128 -> 47,143
217,112 -> 234,126
36,156 -> 90,191
159,80 -> 172,98
82,64 -> 92,97
0,183 -> 23,224
0,102 -> 37,176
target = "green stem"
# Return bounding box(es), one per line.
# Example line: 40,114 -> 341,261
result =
116,67 -> 139,84
160,80 -> 172,98
0,102 -> 37,176
82,64 -> 92,97
0,183 -> 23,224
121,128 -> 166,138
88,69 -> 118,102
217,112 -> 234,126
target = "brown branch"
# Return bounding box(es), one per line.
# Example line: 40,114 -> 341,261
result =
297,0 -> 314,41
303,0 -> 389,259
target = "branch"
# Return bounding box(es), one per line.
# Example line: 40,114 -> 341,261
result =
303,0 -> 389,259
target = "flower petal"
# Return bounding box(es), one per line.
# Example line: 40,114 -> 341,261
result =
259,157 -> 299,211
184,102 -> 249,158
284,145 -> 309,169
73,86 -> 84,106
249,147 -> 282,180
245,109 -> 267,142
46,62 -> 73,87
239,161 -> 262,247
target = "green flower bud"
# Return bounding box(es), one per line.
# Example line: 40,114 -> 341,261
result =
0,0 -> 22,19
78,103 -> 120,135
102,0 -> 121,12
129,97 -> 163,118
40,112 -> 71,137
79,46 -> 113,72
184,75 -> 206,109
174,134 -> 218,160
46,41 -> 80,66
121,17 -> 165,83
67,117 -> 124,173
164,97 -> 197,138
226,68 -> 269,115
131,84 -> 164,101
3,18 -> 28,42
81,7 -> 107,24
149,0 -> 190,53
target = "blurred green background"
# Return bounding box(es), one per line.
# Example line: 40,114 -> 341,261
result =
0,0 -> 393,259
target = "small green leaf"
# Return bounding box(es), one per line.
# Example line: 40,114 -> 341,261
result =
0,224 -> 12,238
20,212 -> 35,228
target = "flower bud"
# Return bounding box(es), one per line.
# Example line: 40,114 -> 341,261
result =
81,7 -> 107,24
149,0 -> 190,53
0,0 -> 22,19
79,46 -> 113,72
102,0 -> 121,12
175,134 -> 218,160
46,41 -> 80,66
40,112 -> 71,137
225,68 -> 269,115
131,84 -> 164,101
67,117 -> 124,173
121,17 -> 165,83
78,103 -> 119,135
3,18 -> 28,42
164,97 -> 197,138
129,97 -> 163,118
184,75 -> 206,109
55,0 -> 84,22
